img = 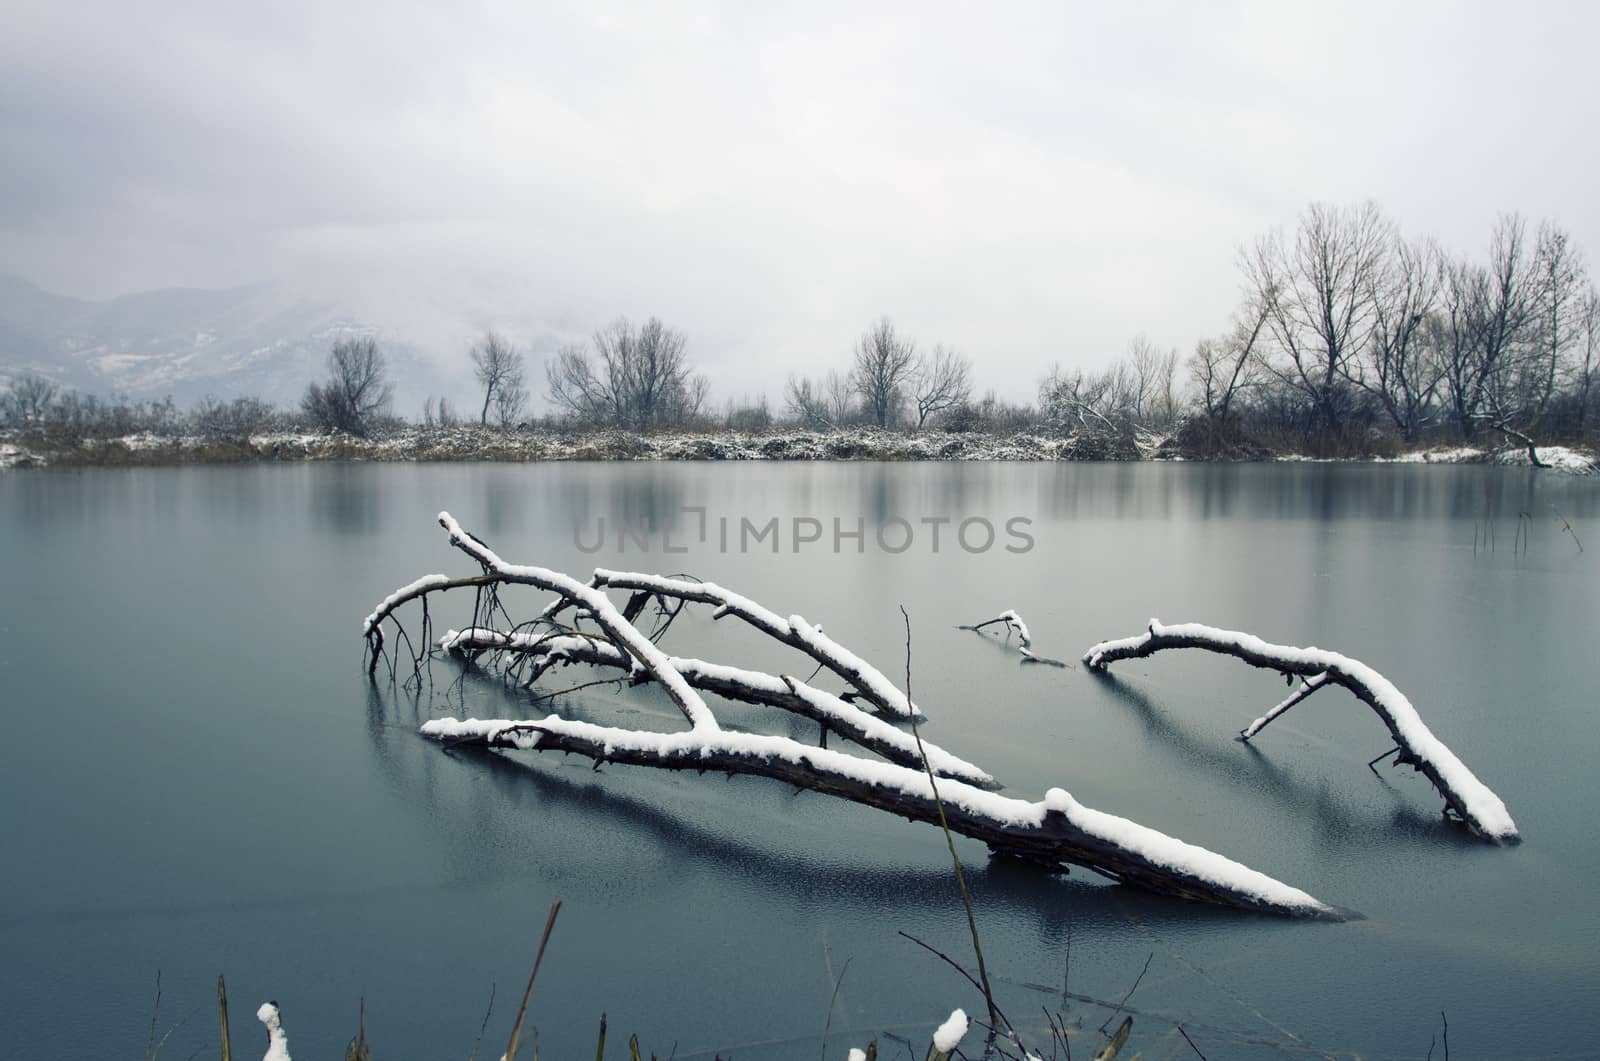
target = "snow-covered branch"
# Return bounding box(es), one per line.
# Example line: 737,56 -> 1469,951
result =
361,517 -> 1348,917
587,570 -> 921,719
438,627 -> 992,786
434,512 -> 717,731
961,609 -> 1032,649
420,717 -> 1338,918
1083,619 -> 1518,843
961,609 -> 1071,667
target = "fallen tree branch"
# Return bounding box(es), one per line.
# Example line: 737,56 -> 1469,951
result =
363,514 -> 1347,917
962,609 -> 1071,667
419,716 -> 1340,918
961,610 -> 1033,650
438,627 -> 993,787
1082,619 -> 1518,843
586,570 -> 921,719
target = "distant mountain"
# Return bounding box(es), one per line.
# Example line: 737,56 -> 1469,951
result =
0,273 -> 455,413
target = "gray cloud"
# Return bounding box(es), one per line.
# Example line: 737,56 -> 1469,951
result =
3,0 -> 1597,406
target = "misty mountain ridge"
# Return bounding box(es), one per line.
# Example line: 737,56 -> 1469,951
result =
0,273 -> 457,413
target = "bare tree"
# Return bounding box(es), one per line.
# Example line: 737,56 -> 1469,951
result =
783,374 -> 832,429
1,373 -> 58,424
301,336 -> 391,436
1437,215 -> 1539,437
823,369 -> 854,424
1189,298 -> 1269,423
850,317 -> 916,428
494,378 -> 528,427
1527,221 -> 1589,427
681,373 -> 711,424
1433,254 -> 1483,438
469,331 -> 527,427
1127,336 -> 1179,428
910,344 -> 973,428
545,318 -> 706,429
1577,287 -> 1600,433
1359,236 -> 1443,441
1039,363 -> 1121,431
545,343 -> 614,424
1245,201 -> 1395,440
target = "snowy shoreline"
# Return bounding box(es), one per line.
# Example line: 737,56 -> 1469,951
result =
0,426 -> 1594,473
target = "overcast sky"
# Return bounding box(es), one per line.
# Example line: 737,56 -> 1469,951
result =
3,0 -> 1597,405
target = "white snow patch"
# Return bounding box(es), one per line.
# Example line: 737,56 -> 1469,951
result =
932,1008 -> 968,1053
1385,446 -> 1486,464
1495,445 -> 1594,473
257,1002 -> 291,1061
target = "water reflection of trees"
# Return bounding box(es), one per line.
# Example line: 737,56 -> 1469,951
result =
310,463 -> 383,534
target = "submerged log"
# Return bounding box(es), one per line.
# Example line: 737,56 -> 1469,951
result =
363,513 -> 1346,918
1082,619 -> 1518,843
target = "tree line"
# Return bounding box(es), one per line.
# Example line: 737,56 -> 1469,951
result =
4,201 -> 1596,452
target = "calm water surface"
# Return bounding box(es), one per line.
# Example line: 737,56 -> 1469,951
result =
1,462 -> 1596,1059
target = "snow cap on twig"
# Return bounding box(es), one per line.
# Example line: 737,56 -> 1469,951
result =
932,1008 -> 969,1055
256,1001 -> 290,1061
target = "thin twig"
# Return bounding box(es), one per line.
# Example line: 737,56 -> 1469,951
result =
902,605 -> 1004,1036
145,969 -> 162,1061
1177,1025 -> 1207,1060
1554,507 -> 1583,552
895,931 -> 1014,1037
529,677 -> 627,704
1367,746 -> 1401,773
819,953 -> 854,1061
1097,953 -> 1153,1036
467,982 -> 496,1061
1062,916 -> 1072,1003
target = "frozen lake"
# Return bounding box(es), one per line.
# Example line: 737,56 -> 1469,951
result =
1,461 -> 1596,1059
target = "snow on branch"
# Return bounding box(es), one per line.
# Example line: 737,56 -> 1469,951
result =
361,514 -> 1344,918
587,570 -> 922,719
961,609 -> 1072,668
419,716 -> 1337,919
962,609 -> 1032,649
1082,619 -> 1518,843
439,512 -> 716,731
438,627 -> 993,787
959,608 -> 1072,668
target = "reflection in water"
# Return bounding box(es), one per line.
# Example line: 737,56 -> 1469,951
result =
1087,672 -> 1454,851
1021,461 -> 1599,523
311,463 -> 384,533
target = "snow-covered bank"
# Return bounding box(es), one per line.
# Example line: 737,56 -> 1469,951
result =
0,425 -> 1594,471
0,426 -> 1142,466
